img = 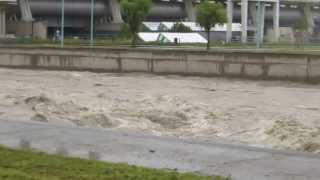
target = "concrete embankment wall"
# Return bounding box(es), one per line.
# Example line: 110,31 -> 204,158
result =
0,46 -> 319,82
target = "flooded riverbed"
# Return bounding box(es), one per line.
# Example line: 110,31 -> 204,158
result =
0,68 -> 319,153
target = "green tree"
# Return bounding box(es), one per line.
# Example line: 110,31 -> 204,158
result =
121,0 -> 152,47
119,24 -> 132,39
196,0 -> 226,50
170,22 -> 192,32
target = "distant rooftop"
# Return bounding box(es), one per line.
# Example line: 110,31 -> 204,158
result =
138,32 -> 208,44
143,22 -> 241,32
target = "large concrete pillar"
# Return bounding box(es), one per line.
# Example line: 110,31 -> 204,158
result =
303,3 -> 315,34
0,8 -> 6,38
19,0 -> 33,22
257,2 -> 266,43
109,0 -> 123,23
273,1 -> 280,42
185,0 -> 196,22
249,2 -> 257,26
241,0 -> 248,43
226,0 -> 233,43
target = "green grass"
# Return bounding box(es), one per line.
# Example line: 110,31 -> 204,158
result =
11,36 -> 320,51
0,146 -> 230,180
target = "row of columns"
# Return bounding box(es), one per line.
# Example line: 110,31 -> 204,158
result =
226,0 -> 280,44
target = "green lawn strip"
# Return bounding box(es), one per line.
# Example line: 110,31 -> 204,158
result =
21,38 -> 320,50
0,147 -> 229,180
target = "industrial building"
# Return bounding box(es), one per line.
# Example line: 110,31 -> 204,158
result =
0,0 -> 320,43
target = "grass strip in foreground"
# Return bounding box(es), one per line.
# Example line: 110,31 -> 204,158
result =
0,146 -> 229,180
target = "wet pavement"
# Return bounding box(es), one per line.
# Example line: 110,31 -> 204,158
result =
0,119 -> 319,180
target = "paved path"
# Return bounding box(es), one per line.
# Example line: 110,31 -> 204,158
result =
0,119 -> 319,180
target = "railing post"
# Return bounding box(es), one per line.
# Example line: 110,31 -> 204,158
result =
60,0 -> 65,47
90,0 -> 95,47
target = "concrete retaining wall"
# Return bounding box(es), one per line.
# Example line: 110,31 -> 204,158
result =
0,46 -> 319,82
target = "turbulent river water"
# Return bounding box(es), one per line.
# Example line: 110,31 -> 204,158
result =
0,68 -> 320,153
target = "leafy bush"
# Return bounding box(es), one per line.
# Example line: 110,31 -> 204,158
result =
170,22 -> 192,32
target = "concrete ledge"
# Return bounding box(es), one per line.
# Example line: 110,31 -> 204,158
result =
0,46 -> 319,82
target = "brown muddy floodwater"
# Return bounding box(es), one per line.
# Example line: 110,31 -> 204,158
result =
0,68 -> 320,153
